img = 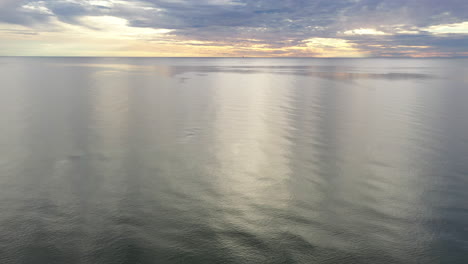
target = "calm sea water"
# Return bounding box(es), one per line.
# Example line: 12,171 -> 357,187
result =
0,57 -> 467,263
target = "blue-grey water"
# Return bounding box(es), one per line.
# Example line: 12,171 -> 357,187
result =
0,57 -> 467,263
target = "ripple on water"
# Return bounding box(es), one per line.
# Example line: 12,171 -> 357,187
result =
0,57 -> 467,263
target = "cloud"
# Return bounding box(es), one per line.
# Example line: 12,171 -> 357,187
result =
0,0 -> 467,56
424,21 -> 468,34
343,28 -> 390,36
0,0 -> 51,26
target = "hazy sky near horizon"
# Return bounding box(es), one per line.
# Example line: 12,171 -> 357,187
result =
1,0 -> 468,57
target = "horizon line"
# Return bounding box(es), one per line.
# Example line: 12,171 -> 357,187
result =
1,56 -> 467,59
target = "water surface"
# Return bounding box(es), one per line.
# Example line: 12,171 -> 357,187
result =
0,57 -> 467,263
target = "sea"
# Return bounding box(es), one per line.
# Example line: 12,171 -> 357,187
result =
0,57 -> 467,263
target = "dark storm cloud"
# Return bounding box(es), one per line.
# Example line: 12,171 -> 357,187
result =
1,0 -> 467,56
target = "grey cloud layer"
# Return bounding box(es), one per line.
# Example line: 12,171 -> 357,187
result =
1,0 -> 467,56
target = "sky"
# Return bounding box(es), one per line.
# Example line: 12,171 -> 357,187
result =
1,0 -> 468,57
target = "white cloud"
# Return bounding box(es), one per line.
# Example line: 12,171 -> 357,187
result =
76,16 -> 172,39
21,2 -> 53,15
424,21 -> 468,34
